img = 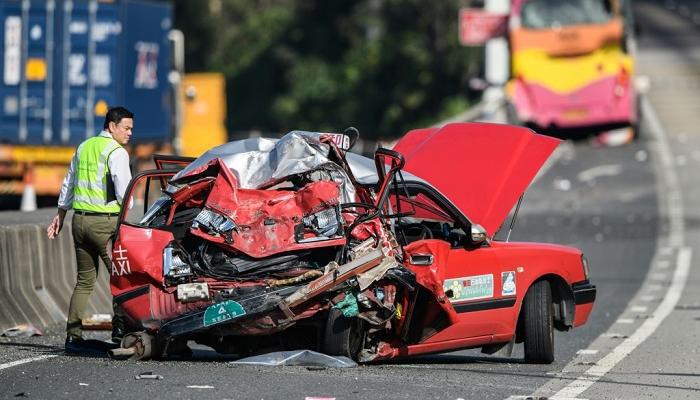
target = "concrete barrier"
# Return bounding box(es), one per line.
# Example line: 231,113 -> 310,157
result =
0,210 -> 111,334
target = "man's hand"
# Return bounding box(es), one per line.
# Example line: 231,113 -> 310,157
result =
47,209 -> 67,239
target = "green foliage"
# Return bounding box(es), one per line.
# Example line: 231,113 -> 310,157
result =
173,0 -> 482,139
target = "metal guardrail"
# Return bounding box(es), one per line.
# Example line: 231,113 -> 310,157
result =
432,88 -> 508,128
433,100 -> 489,127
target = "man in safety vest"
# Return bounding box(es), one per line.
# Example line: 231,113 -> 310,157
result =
47,106 -> 133,353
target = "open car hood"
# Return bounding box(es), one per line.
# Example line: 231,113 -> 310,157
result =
393,123 -> 560,237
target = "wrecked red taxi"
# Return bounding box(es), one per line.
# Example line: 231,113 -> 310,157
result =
110,123 -> 595,363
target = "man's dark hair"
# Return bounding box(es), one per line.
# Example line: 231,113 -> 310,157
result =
103,106 -> 134,129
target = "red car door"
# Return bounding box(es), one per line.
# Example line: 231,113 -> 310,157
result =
439,246 -> 518,340
393,183 -> 519,345
112,169 -> 180,286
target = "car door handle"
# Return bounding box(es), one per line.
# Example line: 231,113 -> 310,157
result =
410,254 -> 433,266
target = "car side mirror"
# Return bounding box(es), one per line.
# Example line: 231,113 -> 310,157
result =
471,224 -> 487,244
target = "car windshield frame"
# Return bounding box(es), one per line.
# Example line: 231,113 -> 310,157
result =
116,169 -> 181,234
390,180 -> 472,232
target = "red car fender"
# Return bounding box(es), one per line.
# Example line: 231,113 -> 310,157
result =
489,241 -> 587,330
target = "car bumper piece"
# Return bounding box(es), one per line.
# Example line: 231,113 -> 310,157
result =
572,280 -> 596,305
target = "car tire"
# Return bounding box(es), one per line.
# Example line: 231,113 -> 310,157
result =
322,308 -> 364,360
523,280 -> 555,364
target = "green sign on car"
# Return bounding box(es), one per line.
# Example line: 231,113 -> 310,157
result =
203,300 -> 246,327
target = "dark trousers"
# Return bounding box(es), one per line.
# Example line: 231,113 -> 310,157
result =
66,213 -> 123,338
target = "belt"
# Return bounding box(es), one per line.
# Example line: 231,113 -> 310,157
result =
74,210 -> 119,217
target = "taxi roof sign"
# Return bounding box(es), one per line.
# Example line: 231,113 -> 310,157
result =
323,133 -> 351,150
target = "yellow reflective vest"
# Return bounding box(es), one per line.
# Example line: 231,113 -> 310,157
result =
72,136 -> 123,213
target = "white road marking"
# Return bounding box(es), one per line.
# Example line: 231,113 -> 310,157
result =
655,260 -> 670,269
615,318 -> 635,324
645,283 -> 663,291
0,355 -> 58,370
659,247 -> 673,256
506,397 -> 584,400
576,349 -> 599,355
630,305 -> 649,313
650,272 -> 667,280
187,385 -> 215,389
639,295 -> 656,302
577,164 -> 623,183
550,247 -> 692,400
601,333 -> 627,338
541,96 -> 689,399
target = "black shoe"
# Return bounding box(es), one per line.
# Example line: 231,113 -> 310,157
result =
111,325 -> 125,344
64,335 -> 85,354
65,335 -> 118,356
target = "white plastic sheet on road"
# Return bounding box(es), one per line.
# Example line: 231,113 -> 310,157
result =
229,350 -> 357,368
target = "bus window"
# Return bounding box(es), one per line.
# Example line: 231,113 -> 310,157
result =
521,0 -> 612,29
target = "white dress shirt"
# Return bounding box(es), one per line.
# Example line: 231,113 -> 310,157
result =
58,131 -> 132,210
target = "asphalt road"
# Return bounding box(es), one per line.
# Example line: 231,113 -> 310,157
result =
1,1 -> 697,399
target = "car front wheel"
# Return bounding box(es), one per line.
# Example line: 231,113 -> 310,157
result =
523,280 -> 555,364
322,308 -> 365,360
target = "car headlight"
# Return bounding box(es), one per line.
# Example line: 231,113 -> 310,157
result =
192,208 -> 236,233
303,206 -> 341,237
295,207 -> 341,243
581,255 -> 590,280
163,244 -> 192,279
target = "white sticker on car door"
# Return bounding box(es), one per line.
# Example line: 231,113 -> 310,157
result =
501,271 -> 516,296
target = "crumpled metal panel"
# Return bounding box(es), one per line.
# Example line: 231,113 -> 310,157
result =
402,240 -> 451,301
190,158 -> 346,258
172,131 -> 357,204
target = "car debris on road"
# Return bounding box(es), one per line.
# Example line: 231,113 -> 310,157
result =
1,324 -> 43,337
135,372 -> 163,380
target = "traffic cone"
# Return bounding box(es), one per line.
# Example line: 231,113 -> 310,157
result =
20,164 -> 37,212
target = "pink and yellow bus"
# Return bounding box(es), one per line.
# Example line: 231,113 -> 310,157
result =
505,0 -> 637,139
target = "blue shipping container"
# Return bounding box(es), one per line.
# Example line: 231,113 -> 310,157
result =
0,0 -> 172,146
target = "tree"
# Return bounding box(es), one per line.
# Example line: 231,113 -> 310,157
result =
173,0 -> 482,140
